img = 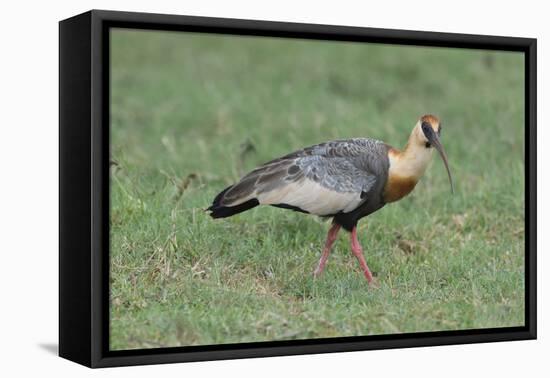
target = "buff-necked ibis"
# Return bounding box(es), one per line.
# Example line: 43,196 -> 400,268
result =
207,115 -> 453,284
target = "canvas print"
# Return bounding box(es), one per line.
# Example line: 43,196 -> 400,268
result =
109,28 -> 525,350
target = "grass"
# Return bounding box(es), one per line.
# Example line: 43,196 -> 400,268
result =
109,29 -> 525,350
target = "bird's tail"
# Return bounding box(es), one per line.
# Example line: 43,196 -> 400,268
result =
206,185 -> 259,218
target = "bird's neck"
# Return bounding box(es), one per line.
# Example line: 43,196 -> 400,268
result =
388,128 -> 435,179
383,133 -> 434,203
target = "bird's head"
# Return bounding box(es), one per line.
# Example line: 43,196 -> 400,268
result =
413,114 -> 454,193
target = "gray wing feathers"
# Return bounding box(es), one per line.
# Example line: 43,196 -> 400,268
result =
288,138 -> 384,159
297,156 -> 376,194
221,159 -> 297,206
220,138 -> 389,215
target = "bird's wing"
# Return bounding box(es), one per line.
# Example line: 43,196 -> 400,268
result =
283,138 -> 384,159
220,139 -> 388,216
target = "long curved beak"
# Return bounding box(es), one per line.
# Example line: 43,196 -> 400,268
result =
428,132 -> 454,194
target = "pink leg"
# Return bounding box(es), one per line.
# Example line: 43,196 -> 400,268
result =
350,227 -> 374,283
313,223 -> 341,277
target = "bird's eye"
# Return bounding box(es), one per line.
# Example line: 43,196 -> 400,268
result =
421,121 -> 431,137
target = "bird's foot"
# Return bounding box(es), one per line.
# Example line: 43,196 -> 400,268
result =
313,263 -> 326,278
350,226 -> 377,285
362,265 -> 374,284
313,256 -> 328,278
366,276 -> 380,288
313,267 -> 322,278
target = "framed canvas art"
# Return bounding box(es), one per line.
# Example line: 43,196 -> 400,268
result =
59,9 -> 536,368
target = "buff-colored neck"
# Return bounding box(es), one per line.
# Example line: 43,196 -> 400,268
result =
388,124 -> 434,180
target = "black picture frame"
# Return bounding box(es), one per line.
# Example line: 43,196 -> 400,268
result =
59,9 -> 537,368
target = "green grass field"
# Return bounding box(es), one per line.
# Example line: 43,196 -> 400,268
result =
109,29 -> 525,350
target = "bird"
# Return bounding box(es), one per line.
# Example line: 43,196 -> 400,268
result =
207,115 -> 453,284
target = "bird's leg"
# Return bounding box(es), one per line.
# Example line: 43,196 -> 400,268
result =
313,223 -> 341,277
350,226 -> 374,284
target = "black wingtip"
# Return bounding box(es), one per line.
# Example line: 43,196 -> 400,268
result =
208,198 -> 260,218
207,185 -> 260,219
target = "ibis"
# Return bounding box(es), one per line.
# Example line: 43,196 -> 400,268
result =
207,115 -> 453,284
